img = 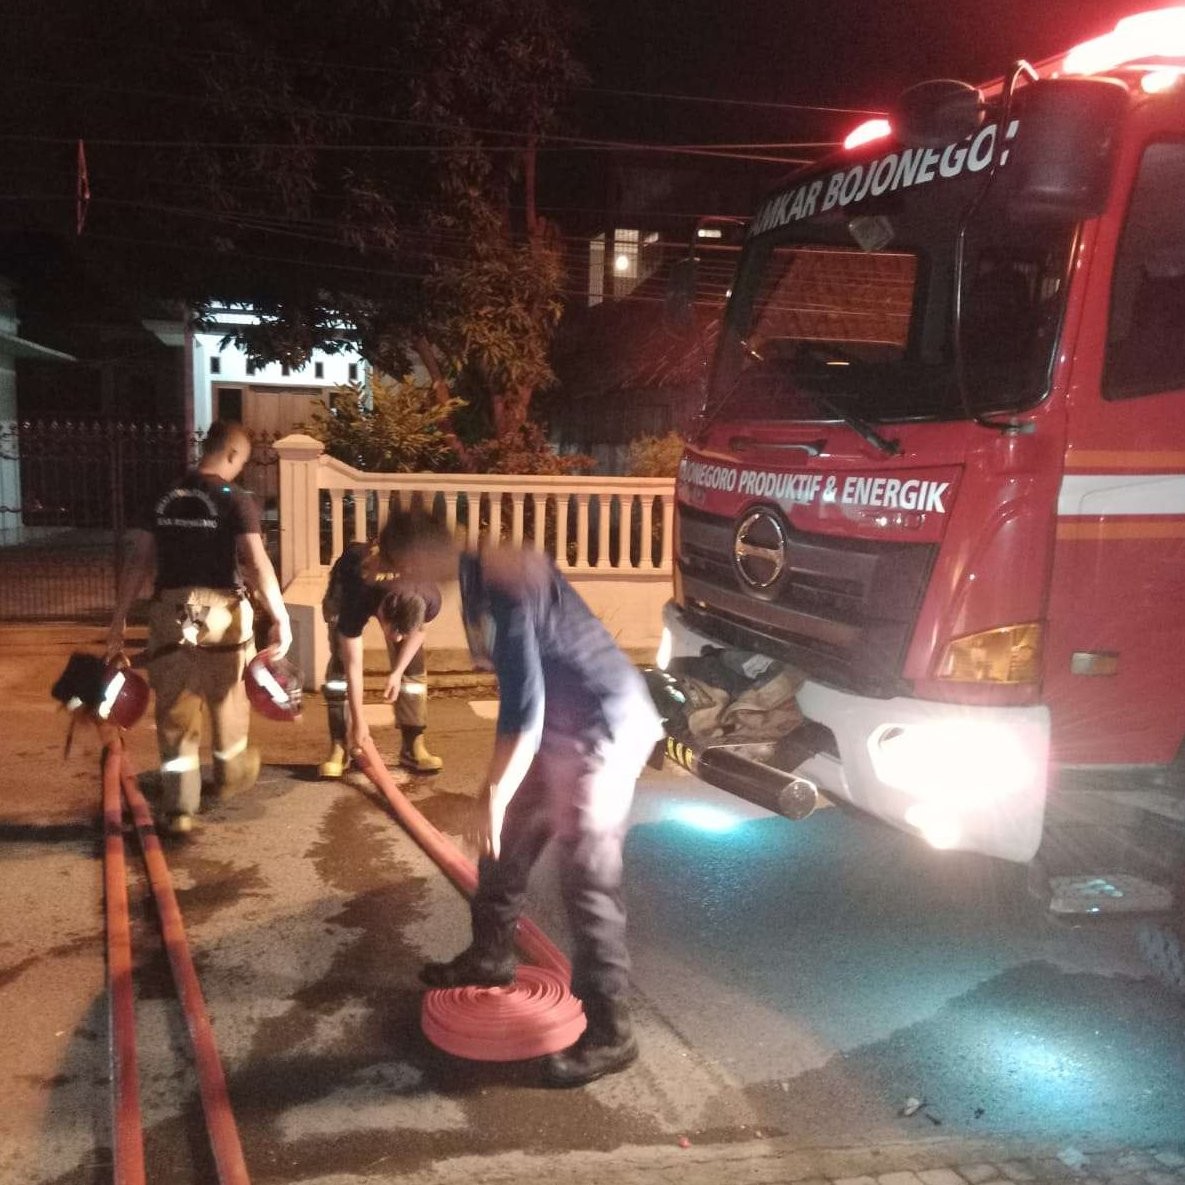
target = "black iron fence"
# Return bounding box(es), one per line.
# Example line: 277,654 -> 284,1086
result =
0,422 -> 279,621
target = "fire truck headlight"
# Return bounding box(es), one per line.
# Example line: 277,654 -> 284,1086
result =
936,623 -> 1042,684
869,720 -> 1043,807
903,802 -> 962,850
656,626 -> 673,671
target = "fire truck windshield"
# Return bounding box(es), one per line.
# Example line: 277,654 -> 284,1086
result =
711,172 -> 1076,425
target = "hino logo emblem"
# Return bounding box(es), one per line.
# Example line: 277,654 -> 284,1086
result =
734,509 -> 788,590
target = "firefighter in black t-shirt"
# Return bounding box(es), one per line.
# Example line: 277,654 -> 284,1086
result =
318,511 -> 443,778
106,421 -> 292,835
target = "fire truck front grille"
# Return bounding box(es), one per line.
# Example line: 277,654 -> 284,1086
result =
676,505 -> 937,697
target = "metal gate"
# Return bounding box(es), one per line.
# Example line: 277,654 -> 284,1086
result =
0,422 -> 278,621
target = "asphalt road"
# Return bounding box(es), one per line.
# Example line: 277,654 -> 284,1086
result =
2,628 -> 1183,1185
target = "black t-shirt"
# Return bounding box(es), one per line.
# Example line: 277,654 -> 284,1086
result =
136,470 -> 261,592
328,541 -> 441,639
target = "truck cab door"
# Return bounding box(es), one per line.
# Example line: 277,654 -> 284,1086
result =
1049,123 -> 1185,766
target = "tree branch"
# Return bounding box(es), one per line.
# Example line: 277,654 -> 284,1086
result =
414,336 -> 471,468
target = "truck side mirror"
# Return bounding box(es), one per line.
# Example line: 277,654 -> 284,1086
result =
1005,77 -> 1129,222
895,78 -> 986,148
665,256 -> 699,327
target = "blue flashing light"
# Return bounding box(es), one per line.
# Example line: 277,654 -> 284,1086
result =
667,802 -> 742,834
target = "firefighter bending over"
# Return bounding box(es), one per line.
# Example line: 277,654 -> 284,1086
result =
318,511 -> 444,778
386,512 -> 664,1087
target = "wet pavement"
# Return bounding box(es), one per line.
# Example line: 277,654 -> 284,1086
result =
1,625 -> 1183,1185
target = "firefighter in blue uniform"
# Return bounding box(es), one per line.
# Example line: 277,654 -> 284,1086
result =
382,512 -> 663,1087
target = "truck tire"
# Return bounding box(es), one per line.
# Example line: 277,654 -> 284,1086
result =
1138,921 -> 1185,997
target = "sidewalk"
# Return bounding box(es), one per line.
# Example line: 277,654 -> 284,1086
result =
376,1139 -> 1185,1185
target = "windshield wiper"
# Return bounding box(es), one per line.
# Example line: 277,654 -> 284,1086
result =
813,393 -> 900,457
711,339 -> 900,455
785,341 -> 899,455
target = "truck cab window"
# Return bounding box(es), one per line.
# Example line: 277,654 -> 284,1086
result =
715,168 -> 1073,427
961,253 -> 1059,404
1106,141 -> 1185,400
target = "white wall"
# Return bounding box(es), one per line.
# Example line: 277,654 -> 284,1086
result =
274,438 -> 677,688
2,287 -> 25,534
191,335 -> 213,431
192,313 -> 367,435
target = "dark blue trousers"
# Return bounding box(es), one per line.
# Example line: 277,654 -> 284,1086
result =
470,722 -> 655,1003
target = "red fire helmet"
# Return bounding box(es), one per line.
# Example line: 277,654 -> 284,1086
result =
246,653 -> 303,722
95,660 -> 151,730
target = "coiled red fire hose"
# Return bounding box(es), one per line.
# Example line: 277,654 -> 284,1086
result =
352,738 -> 586,1060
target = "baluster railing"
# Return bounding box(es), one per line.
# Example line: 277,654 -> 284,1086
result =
274,434 -> 675,586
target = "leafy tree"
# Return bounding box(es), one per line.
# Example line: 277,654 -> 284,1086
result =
626,431 -> 685,477
0,0 -> 583,450
303,374 -> 464,473
467,421 -> 593,476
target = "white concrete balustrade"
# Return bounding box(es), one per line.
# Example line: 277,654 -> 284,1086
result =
274,434 -> 676,687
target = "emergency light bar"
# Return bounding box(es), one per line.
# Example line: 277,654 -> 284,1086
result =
843,118 -> 893,151
1062,7 -> 1185,77
840,7 -> 1185,152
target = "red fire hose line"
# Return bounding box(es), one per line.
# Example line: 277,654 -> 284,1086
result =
119,756 -> 252,1185
100,733 -> 569,1178
353,738 -> 572,980
101,745 -> 146,1185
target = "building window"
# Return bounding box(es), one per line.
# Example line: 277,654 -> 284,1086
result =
281,363 -> 291,377
589,233 -> 606,307
210,355 -> 222,375
246,360 -> 256,376
613,228 -> 640,299
348,363 -> 359,382
314,361 -> 324,379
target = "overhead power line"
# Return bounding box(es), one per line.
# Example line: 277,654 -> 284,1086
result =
37,38 -> 882,119
578,84 -> 885,118
0,132 -> 820,167
10,74 -> 857,143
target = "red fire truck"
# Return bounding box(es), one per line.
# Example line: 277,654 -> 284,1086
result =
651,8 -> 1185,986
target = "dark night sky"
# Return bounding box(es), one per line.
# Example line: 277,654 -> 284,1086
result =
572,0 -> 1148,141
541,0 -> 1156,226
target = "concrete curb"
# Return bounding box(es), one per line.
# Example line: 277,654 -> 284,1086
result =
308,1135 -> 1185,1185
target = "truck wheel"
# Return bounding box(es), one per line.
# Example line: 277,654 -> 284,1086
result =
1138,921 -> 1185,996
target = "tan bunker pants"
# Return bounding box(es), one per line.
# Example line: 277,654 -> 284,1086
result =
147,589 -> 257,819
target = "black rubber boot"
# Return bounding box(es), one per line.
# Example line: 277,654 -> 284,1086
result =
420,943 -> 517,989
542,995 -> 638,1087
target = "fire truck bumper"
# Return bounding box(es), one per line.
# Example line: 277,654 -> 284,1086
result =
656,605 -> 1050,864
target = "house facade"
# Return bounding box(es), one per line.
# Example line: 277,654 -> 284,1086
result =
191,305 -> 369,438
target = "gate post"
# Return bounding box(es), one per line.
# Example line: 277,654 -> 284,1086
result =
273,433 -> 326,690
274,433 -> 324,587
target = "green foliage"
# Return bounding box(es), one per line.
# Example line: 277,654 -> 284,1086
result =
467,422 -> 594,476
2,0 -> 583,406
625,432 -> 686,477
303,373 -> 465,473
427,237 -> 564,410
